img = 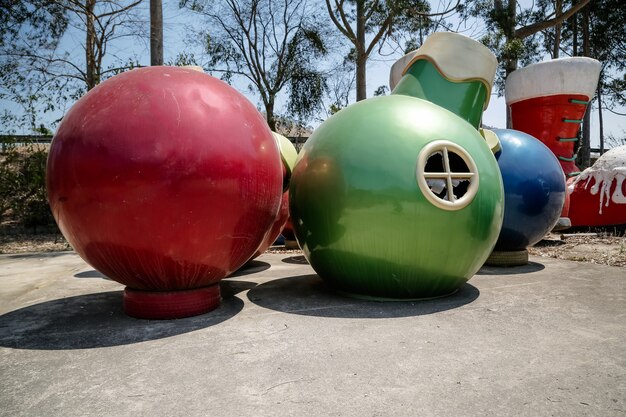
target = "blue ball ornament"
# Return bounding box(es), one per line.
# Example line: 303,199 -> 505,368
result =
492,128 -> 566,251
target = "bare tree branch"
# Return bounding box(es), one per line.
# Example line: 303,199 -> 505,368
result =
515,0 -> 591,39
413,0 -> 461,17
365,14 -> 393,56
325,0 -> 354,42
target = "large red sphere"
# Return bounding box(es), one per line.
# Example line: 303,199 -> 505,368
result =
47,66 -> 282,316
252,191 -> 290,258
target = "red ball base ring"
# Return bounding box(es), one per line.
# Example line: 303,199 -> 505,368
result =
123,284 -> 221,320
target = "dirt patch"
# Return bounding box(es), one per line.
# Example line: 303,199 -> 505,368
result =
528,233 -> 626,267
1,231 -> 624,268
0,233 -> 71,254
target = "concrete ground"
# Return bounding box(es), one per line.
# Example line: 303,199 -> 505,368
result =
0,251 -> 624,417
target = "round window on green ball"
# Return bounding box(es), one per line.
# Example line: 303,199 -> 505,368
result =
417,140 -> 479,210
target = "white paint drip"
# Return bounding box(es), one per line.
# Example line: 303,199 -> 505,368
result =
571,145 -> 626,214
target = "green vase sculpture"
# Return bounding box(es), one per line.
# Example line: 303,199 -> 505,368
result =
290,32 -> 504,299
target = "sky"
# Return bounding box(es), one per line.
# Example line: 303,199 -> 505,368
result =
157,0 -> 626,149
1,0 -> 623,148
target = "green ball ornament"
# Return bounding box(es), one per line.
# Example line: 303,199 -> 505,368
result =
290,96 -> 503,299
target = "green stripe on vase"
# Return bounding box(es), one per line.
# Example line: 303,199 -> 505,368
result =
392,59 -> 488,130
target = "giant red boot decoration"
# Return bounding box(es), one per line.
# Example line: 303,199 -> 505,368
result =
505,57 -> 601,229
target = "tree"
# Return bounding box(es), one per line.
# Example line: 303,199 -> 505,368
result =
584,0 -> 626,154
462,0 -> 590,103
313,55 -> 357,117
0,138 -> 56,231
150,0 -> 163,65
459,0 -> 605,167
324,0 -> 459,101
0,0 -> 145,133
0,1 -> 69,51
605,130 -> 626,149
182,0 -> 331,131
1,1 -> 69,132
537,0 -> 625,158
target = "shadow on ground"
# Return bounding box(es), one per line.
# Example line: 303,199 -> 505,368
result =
74,260 -> 271,281
0,280 -> 250,350
247,274 -> 479,319
282,255 -> 309,265
477,261 -> 545,275
1,251 -> 74,260
74,270 -> 109,279
228,260 -> 271,277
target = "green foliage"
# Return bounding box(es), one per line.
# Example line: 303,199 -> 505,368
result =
1,1 -> 69,133
534,0 -> 624,129
185,0 -> 332,129
1,1 -> 145,134
288,66 -> 327,122
472,0 -> 623,108
0,139 -> 56,232
501,37 -> 525,59
373,85 -> 388,96
105,58 -> 142,77
328,103 -> 343,115
396,4 -> 440,55
324,58 -> 355,116
478,30 -> 540,96
462,0 -> 549,94
605,130 -> 626,149
170,52 -> 200,68
286,26 -> 330,122
0,0 -> 68,50
323,0 -> 449,102
605,76 -> 626,109
331,0 -> 435,52
586,0 -> 626,110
